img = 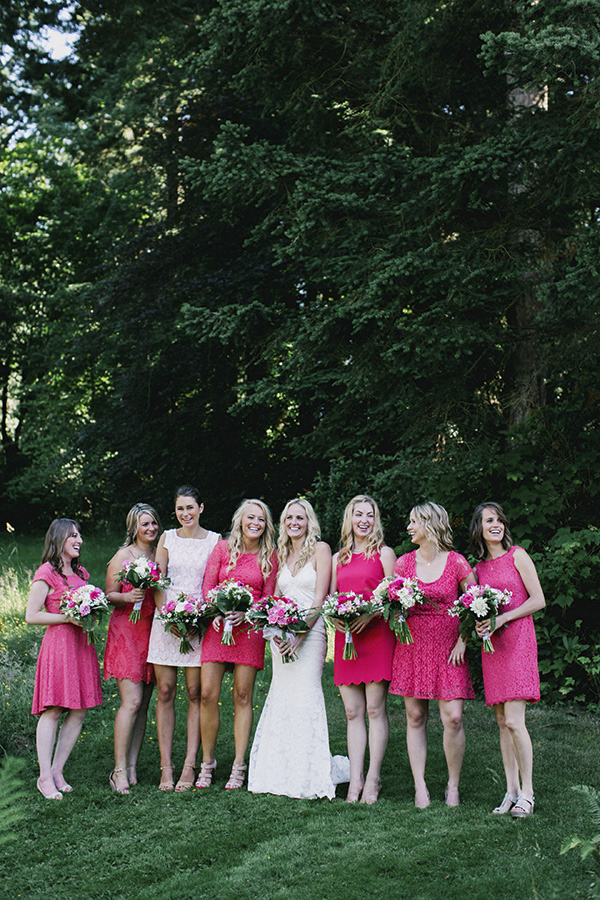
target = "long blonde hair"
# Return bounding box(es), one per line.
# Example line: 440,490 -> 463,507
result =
338,494 -> 384,566
411,502 -> 454,551
227,499 -> 275,578
277,498 -> 321,572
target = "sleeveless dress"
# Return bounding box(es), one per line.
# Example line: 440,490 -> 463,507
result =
248,561 -> 350,799
389,551 -> 475,701
475,546 -> 540,706
334,552 -> 396,686
201,541 -> 278,669
147,529 -> 219,667
104,582 -> 155,684
31,563 -> 103,715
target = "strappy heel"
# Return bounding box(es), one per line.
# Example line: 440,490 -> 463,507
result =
511,794 -> 534,817
195,759 -> 217,788
225,762 -> 247,790
158,764 -> 174,791
492,792 -> 518,814
175,763 -> 196,792
109,768 -> 130,795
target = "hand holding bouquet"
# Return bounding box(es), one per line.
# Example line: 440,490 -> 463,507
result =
320,591 -> 382,660
245,595 -> 310,662
372,574 -> 428,644
205,581 -> 254,645
160,593 -> 210,654
60,584 -> 110,645
448,583 -> 512,652
115,556 -> 170,622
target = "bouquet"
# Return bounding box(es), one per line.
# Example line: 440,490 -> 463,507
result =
245,595 -> 310,663
115,556 -> 170,622
205,581 -> 254,645
160,593 -> 211,654
60,584 -> 110,645
448,583 -> 512,652
372,574 -> 429,644
320,591 -> 382,660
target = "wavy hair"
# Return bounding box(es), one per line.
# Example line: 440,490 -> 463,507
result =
277,498 -> 321,572
122,503 -> 161,548
469,501 -> 513,560
338,495 -> 384,566
411,502 -> 454,551
227,499 -> 275,578
41,518 -> 85,580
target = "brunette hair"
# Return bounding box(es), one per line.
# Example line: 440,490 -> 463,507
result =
277,498 -> 321,571
227,499 -> 276,578
338,494 -> 385,566
469,501 -> 513,560
122,503 -> 161,548
41,518 -> 85,580
410,502 -> 454,552
174,484 -> 203,506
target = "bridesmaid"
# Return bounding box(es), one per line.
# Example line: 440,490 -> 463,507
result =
248,498 -> 348,799
199,499 -> 277,791
389,502 -> 476,808
469,502 -> 545,818
25,519 -> 102,799
104,503 -> 161,794
146,485 -> 220,791
330,495 -> 396,804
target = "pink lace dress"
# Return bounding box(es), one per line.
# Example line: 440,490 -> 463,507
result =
475,546 -> 540,706
389,551 -> 475,701
334,552 -> 396,686
147,529 -> 220,667
104,583 -> 155,684
31,563 -> 103,715
201,541 -> 278,669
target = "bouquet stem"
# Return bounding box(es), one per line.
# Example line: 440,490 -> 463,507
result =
395,615 -> 414,645
129,601 -> 143,624
343,626 -> 358,661
221,619 -> 235,646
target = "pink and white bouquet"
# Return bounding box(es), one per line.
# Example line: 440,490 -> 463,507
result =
320,591 -> 382,660
205,581 -> 254,645
115,556 -> 170,622
448,583 -> 512,652
372,574 -> 429,644
245,595 -> 310,663
60,584 -> 110,645
160,593 -> 211,654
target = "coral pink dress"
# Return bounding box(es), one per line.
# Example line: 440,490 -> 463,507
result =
334,553 -> 396,686
31,563 -> 103,715
104,584 -> 155,684
475,546 -> 540,706
201,541 -> 278,669
389,551 -> 475,701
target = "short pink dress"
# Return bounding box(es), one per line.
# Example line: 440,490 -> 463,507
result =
389,551 -> 475,701
104,584 -> 155,684
31,563 -> 103,715
475,546 -> 540,706
201,541 -> 278,669
334,552 -> 396,686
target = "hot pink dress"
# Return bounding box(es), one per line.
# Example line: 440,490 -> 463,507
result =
475,546 -> 540,706
334,552 -> 396,686
389,551 -> 475,701
201,541 -> 278,669
31,563 -> 103,715
104,584 -> 155,684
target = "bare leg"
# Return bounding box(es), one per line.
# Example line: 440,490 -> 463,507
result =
36,707 -> 64,794
200,662 -> 226,764
361,681 -> 390,803
231,665 -> 258,764
112,679 -> 145,791
339,683 -> 367,801
502,700 -> 534,797
174,667 -> 202,790
154,664 -> 177,788
52,708 -> 87,789
438,698 -> 465,805
404,696 -> 429,807
127,682 -> 154,781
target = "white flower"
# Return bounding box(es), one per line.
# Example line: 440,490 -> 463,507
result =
470,597 -> 489,617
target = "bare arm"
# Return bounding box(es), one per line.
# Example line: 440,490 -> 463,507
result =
105,549 -> 144,608
25,580 -> 73,626
153,532 -> 169,610
448,567 -> 477,666
476,548 -> 545,636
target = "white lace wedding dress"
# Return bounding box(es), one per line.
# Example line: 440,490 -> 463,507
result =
248,560 -> 349,799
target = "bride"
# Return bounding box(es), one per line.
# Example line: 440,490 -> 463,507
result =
248,498 -> 349,799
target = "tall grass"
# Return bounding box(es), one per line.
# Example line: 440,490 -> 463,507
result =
0,533 -> 598,899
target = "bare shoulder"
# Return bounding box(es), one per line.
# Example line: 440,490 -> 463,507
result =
315,541 -> 332,561
380,544 -> 397,564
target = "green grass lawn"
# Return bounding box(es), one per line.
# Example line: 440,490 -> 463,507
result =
1,533 -> 598,899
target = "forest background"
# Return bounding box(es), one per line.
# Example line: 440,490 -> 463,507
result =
0,0 -> 599,708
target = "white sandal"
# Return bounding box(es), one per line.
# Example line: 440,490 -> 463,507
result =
492,792 -> 518,814
511,794 -> 535,817
195,759 -> 217,789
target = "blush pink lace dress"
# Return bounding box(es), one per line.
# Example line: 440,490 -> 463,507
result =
389,551 -> 475,701
201,541 -> 278,669
475,546 -> 540,706
31,563 -> 103,714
